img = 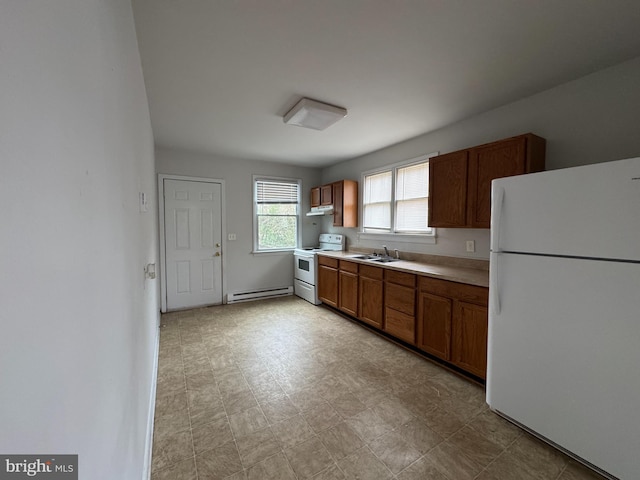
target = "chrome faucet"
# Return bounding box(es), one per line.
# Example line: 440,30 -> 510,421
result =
383,245 -> 390,257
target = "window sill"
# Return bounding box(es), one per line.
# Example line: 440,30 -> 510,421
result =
252,249 -> 296,255
357,231 -> 437,245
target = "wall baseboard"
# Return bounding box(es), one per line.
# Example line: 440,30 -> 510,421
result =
227,286 -> 293,303
142,327 -> 160,480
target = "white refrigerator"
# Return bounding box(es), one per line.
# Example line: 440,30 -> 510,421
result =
487,157 -> 640,480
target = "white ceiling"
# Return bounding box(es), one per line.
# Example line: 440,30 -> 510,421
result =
131,1 -> 640,167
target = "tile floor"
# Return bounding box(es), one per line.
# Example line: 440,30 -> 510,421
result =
151,296 -> 606,480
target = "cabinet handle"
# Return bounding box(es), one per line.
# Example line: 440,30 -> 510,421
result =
490,185 -> 504,316
490,252 -> 500,315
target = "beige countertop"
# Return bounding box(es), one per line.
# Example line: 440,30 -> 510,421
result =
317,251 -> 489,288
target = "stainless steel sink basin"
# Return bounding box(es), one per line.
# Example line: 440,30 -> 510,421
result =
369,256 -> 399,263
347,254 -> 399,262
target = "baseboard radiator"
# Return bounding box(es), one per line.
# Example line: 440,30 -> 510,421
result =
227,286 -> 293,304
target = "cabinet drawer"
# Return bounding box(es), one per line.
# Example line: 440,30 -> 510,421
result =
318,256 -> 338,268
418,276 -> 488,306
385,282 -> 415,316
339,260 -> 358,273
359,264 -> 383,280
384,307 -> 416,344
385,270 -> 416,287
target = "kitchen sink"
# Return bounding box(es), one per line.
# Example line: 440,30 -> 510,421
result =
369,256 -> 399,263
348,254 -> 378,260
348,254 -> 400,263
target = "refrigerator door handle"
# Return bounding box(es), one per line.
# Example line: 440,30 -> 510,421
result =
490,185 -> 504,253
490,251 -> 500,315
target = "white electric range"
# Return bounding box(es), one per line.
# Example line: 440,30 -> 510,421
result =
293,234 -> 345,304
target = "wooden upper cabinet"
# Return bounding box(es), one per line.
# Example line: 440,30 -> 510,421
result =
310,187 -> 321,207
468,136 -> 526,227
309,180 -> 358,227
428,150 -> 469,228
320,184 -> 333,206
334,180 -> 358,228
332,181 -> 344,226
428,133 -> 545,228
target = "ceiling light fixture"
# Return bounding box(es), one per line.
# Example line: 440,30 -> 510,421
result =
283,98 -> 347,130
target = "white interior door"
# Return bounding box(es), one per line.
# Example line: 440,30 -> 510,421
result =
164,179 -> 222,310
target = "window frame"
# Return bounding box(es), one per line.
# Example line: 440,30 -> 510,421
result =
252,175 -> 302,253
360,153 -> 438,242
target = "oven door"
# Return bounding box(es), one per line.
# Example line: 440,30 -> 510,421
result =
294,253 -> 316,285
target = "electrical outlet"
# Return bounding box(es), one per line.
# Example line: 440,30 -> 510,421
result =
466,240 -> 475,252
228,233 -> 237,241
139,192 -> 148,212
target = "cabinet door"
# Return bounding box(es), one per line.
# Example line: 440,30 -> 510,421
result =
428,150 -> 469,227
385,282 -> 415,316
468,137 -> 526,228
332,181 -> 343,226
452,301 -> 488,379
358,276 -> 383,328
311,187 -> 321,207
321,184 -> 333,205
318,265 -> 338,307
417,291 -> 452,360
341,180 -> 358,228
339,271 -> 358,316
384,307 -> 416,345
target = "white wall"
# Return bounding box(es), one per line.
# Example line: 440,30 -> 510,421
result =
0,2 -> 158,479
321,56 -> 640,259
156,148 -> 322,296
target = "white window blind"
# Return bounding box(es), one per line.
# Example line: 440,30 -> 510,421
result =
360,153 -> 435,237
255,181 -> 299,204
395,162 -> 429,232
363,171 -> 392,231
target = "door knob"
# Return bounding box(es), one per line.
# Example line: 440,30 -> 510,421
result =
214,252 -> 221,257
216,243 -> 220,247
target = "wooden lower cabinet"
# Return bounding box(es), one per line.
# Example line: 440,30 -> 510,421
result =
384,270 -> 416,345
317,257 -> 338,308
417,292 -> 452,360
452,301 -> 488,378
358,265 -> 383,328
338,260 -> 358,316
417,276 -> 489,379
316,254 -> 488,379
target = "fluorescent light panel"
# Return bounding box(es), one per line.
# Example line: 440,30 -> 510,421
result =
283,98 -> 347,130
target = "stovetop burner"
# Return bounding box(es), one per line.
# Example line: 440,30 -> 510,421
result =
294,234 -> 345,256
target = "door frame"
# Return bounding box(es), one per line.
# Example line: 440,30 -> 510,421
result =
158,174 -> 227,313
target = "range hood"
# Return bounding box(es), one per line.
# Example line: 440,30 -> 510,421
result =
306,205 -> 334,216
